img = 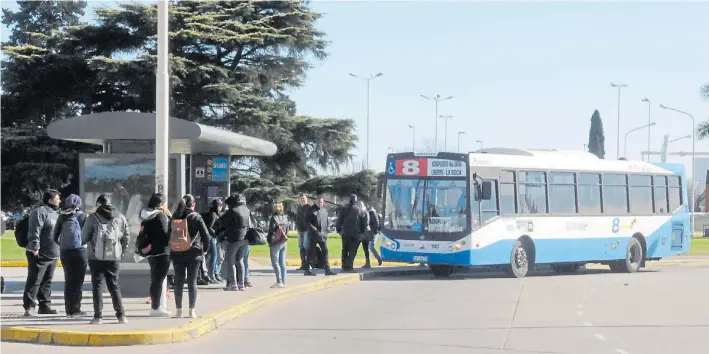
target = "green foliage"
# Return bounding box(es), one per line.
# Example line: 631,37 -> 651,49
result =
698,83 -> 709,140
297,170 -> 385,205
1,1 -> 358,209
588,110 -> 605,159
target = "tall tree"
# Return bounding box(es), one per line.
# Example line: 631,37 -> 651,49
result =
588,110 -> 605,159
1,1 -> 98,209
2,1 -> 358,209
696,83 -> 709,139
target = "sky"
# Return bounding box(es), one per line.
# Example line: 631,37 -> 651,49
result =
2,1 -> 708,176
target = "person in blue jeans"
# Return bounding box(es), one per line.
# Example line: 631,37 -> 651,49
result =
243,245 -> 252,287
267,203 -> 289,288
201,199 -> 224,283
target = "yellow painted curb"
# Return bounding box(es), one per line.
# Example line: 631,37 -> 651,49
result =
1,260 -> 63,267
0,272 -> 377,346
284,259 -> 405,267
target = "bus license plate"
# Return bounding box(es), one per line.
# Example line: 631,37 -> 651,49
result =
413,255 -> 428,262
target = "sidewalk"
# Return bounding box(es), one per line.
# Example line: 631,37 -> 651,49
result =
0,259 -> 422,346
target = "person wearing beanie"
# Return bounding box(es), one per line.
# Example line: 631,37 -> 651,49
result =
53,194 -> 88,317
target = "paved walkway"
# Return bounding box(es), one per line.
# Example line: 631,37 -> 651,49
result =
0,259 -> 366,332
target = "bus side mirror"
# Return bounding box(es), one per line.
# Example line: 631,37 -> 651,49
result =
480,181 -> 492,200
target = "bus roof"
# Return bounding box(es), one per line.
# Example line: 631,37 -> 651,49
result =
469,148 -> 677,175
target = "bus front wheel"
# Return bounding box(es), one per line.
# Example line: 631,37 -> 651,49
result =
429,265 -> 455,278
505,240 -> 531,278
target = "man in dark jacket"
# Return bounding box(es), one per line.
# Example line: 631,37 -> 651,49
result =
305,197 -> 337,276
23,189 -> 61,316
336,194 -> 368,273
201,198 -> 224,283
217,194 -> 250,291
53,194 -> 88,317
295,194 -> 310,270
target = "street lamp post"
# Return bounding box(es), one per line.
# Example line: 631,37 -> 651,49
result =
623,122 -> 656,158
439,115 -> 453,152
660,104 -> 696,232
408,124 -> 415,152
156,0 -> 170,312
670,135 -> 692,143
457,131 -> 465,153
641,98 -> 651,161
476,140 -> 483,150
611,82 -> 628,159
349,72 -> 383,169
421,94 -> 453,152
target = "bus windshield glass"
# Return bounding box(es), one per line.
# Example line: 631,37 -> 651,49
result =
385,178 -> 468,233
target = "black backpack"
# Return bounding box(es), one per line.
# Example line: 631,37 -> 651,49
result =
14,212 -> 31,248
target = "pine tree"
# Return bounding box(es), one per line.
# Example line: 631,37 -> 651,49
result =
2,1 -> 358,209
588,110 -> 605,159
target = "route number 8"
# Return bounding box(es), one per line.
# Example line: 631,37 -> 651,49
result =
401,160 -> 420,175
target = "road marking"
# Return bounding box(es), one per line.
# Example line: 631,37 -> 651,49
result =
576,310 -> 584,316
594,333 -> 606,341
583,321 -> 593,327
590,287 -> 597,292
577,304 -> 583,309
616,349 -> 630,354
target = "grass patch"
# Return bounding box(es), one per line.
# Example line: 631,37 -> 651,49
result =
689,237 -> 709,256
1,231 -> 26,261
4,229 -> 708,261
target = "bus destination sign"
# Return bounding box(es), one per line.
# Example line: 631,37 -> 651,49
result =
388,158 -> 466,177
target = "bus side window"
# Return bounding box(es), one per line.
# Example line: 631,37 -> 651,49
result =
668,175 -> 682,211
500,170 -> 517,214
654,175 -> 668,214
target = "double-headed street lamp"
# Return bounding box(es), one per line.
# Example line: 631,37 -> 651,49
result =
611,82 -> 628,159
623,122 -> 656,158
439,115 -> 453,152
659,104 -> 696,230
457,131 -> 465,153
349,72 -> 383,169
421,94 -> 453,152
670,134 -> 692,143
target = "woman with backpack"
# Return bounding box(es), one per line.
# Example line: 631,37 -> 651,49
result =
267,202 -> 290,288
169,194 -> 211,319
53,194 -> 87,317
137,193 -> 172,317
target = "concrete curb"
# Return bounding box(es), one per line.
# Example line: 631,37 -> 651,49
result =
0,268 -> 427,346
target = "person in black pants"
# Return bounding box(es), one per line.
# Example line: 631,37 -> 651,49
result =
23,189 -> 61,316
336,194 -> 369,272
82,194 -> 130,325
305,197 -> 337,276
138,193 -> 173,317
53,194 -> 88,317
169,194 -> 211,319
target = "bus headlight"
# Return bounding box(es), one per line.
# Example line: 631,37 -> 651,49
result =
448,242 -> 462,252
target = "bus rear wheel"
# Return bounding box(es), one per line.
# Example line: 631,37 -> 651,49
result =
614,237 -> 643,273
505,240 -> 531,278
429,265 -> 455,278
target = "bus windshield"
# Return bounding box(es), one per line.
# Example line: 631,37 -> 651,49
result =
384,178 -> 468,233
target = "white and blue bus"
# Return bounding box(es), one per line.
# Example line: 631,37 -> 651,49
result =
379,149 -> 691,277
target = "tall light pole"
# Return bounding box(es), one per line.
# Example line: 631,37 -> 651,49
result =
439,115 -> 453,152
156,0 -> 170,312
623,122 -> 656,158
611,82 -> 628,159
660,104 -> 696,232
476,140 -> 483,150
349,72 -> 383,169
457,131 -> 465,153
408,124 -> 416,152
421,94 -> 453,152
641,98 -> 651,161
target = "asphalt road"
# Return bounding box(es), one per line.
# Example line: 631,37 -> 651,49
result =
4,265 -> 709,354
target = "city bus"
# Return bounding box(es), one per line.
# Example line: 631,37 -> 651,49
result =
379,149 -> 691,277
